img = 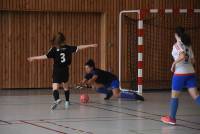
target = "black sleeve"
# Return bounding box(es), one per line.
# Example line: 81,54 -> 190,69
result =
46,47 -> 55,58
92,69 -> 100,76
84,73 -> 93,80
66,45 -> 78,53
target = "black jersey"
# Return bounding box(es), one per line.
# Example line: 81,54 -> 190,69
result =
46,44 -> 77,68
85,68 -> 118,85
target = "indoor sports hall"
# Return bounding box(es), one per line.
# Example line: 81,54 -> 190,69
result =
0,0 -> 200,134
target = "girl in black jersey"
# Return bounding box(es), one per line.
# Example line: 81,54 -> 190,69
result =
28,32 -> 97,110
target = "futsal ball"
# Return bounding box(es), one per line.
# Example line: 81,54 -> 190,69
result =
80,94 -> 89,103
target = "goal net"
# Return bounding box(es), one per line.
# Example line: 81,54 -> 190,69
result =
119,9 -> 200,93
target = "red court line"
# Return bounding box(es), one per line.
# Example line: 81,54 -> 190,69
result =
90,101 -> 200,126
20,120 -> 68,134
72,101 -> 200,131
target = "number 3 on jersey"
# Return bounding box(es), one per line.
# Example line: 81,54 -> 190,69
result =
60,53 -> 66,63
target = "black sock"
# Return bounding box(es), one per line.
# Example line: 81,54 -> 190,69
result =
53,90 -> 59,101
64,90 -> 70,101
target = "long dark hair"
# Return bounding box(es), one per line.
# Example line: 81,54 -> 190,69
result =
51,32 -> 66,46
175,27 -> 191,46
85,59 -> 95,69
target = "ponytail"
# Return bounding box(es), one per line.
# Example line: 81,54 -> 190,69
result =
180,33 -> 191,46
175,26 -> 191,46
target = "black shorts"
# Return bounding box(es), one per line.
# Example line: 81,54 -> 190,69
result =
53,67 -> 69,84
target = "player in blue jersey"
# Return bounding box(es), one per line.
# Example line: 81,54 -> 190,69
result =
81,59 -> 144,101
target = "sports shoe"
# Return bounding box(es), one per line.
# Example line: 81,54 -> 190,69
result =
161,116 -> 176,125
134,92 -> 144,101
51,99 -> 62,110
64,101 -> 70,109
104,91 -> 113,100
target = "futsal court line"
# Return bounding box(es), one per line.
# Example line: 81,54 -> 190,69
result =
2,100 -> 199,124
41,120 -> 94,134
1,99 -> 199,124
1,101 -> 199,132
88,101 -> 200,129
1,116 -> 130,123
20,120 -> 68,134
72,101 -> 200,131
0,102 -> 51,106
89,101 -> 200,126
0,117 -> 145,126
1,98 -> 199,132
0,120 -> 12,125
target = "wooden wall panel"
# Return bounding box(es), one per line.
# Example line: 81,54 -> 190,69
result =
0,12 -> 101,88
0,0 -> 200,89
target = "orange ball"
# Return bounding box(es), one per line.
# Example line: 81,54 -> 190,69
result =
80,94 -> 89,103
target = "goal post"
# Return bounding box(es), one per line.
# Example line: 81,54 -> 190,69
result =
119,8 -> 200,95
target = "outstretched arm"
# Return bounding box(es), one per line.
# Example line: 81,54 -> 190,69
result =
77,44 -> 98,51
27,55 -> 48,62
80,76 -> 97,88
